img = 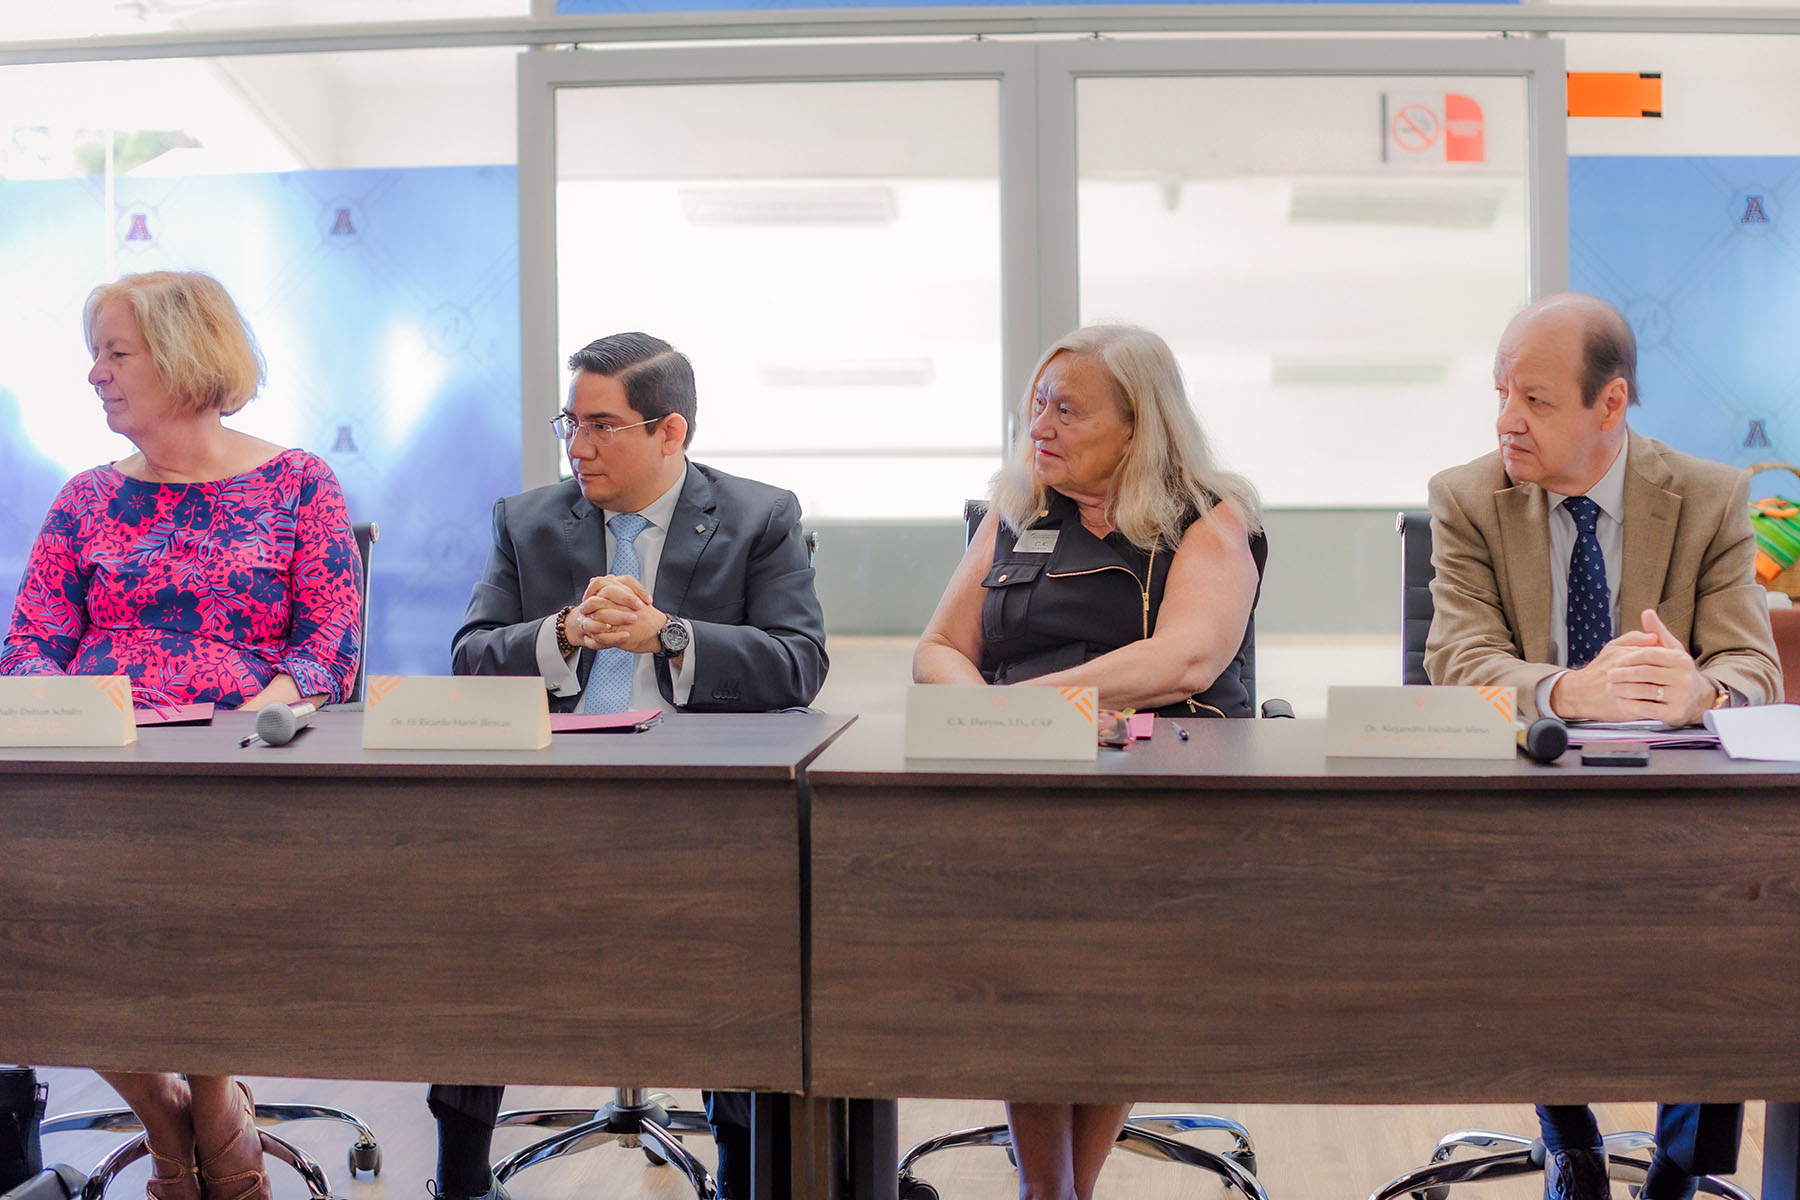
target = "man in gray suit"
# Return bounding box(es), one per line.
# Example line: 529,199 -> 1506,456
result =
428,331 -> 828,1200
451,331 -> 827,715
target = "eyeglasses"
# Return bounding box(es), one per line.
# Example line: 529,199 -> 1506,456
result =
549,413 -> 660,444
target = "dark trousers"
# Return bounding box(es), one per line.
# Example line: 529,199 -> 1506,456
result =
0,1069 -> 45,1195
426,1083 -> 779,1200
1538,1104 -> 1743,1181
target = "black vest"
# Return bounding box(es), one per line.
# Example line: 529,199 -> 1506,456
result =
978,489 -> 1266,718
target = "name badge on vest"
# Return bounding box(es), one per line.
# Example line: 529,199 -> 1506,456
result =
1016,529 -> 1059,554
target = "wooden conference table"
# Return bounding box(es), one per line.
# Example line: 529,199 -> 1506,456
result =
0,708 -> 848,1096
6,710 -> 1798,1200
806,715 -> 1800,1200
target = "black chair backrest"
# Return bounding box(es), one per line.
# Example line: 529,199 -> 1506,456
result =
1397,511 -> 1433,686
961,499 -> 1262,712
349,521 -> 379,705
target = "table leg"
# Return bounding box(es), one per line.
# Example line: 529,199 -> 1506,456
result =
749,1092 -> 793,1200
833,1099 -> 897,1200
1765,1102 -> 1799,1200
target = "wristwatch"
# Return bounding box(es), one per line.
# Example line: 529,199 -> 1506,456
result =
655,617 -> 691,659
553,605 -> 576,659
1709,679 -> 1731,710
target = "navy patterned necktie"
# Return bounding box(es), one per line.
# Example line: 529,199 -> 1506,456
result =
580,512 -> 651,713
1563,495 -> 1610,669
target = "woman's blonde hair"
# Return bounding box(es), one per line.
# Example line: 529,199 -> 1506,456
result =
84,271 -> 265,416
991,324 -> 1261,549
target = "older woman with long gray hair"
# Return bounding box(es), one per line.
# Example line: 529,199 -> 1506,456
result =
913,323 -> 1265,1200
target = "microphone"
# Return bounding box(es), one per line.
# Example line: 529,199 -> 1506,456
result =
240,701 -> 319,748
1515,715 -> 1568,763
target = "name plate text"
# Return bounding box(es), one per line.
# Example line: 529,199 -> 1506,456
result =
905,683 -> 1098,761
0,676 -> 137,747
1327,685 -> 1516,759
363,675 -> 551,750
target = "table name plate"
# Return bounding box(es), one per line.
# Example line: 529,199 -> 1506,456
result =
1326,684 -> 1516,759
0,676 -> 137,747
904,683 -> 1098,761
362,675 -> 551,750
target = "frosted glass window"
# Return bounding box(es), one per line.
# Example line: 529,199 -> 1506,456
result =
1077,74 -> 1532,507
555,79 -> 1003,521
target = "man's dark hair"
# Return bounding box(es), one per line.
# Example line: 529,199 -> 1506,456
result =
568,332 -> 697,447
1579,305 -> 1638,409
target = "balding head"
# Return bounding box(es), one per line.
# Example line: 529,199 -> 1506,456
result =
1501,293 -> 1637,409
1492,292 -> 1633,495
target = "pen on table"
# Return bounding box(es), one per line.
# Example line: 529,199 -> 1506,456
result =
1170,721 -> 1190,742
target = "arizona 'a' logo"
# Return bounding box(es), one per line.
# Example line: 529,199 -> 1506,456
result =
1742,195 -> 1770,224
329,207 -> 357,236
1745,419 -> 1771,449
124,213 -> 152,241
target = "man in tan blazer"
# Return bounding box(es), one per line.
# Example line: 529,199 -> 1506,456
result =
1427,294 -> 1780,724
1425,293 -> 1780,1200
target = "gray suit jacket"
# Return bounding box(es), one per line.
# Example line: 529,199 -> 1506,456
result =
451,460 -> 828,713
1424,428 -> 1781,718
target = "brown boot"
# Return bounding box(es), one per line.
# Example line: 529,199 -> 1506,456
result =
196,1085 -> 269,1200
144,1146 -> 201,1200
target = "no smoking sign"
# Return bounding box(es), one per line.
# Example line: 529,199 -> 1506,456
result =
1391,103 -> 1439,152
1383,92 -> 1485,164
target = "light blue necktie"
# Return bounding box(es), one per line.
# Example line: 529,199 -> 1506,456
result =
1564,495 -> 1610,669
580,512 -> 651,714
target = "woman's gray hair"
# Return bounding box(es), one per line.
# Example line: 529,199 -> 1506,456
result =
991,324 -> 1261,549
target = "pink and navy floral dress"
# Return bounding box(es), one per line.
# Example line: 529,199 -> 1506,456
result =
1,448 -> 362,709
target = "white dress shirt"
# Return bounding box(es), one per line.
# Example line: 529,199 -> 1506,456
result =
533,472 -> 696,710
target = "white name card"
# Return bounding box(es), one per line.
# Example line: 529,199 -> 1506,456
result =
0,676 -> 137,747
1326,685 -> 1516,759
904,684 -> 1098,761
362,675 -> 551,750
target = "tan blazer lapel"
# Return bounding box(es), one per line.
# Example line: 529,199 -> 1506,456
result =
1495,481 -> 1555,664
1618,431 -> 1678,634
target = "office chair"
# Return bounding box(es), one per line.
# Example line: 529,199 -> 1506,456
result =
1370,513 -> 1753,1200
484,531 -> 821,1200
894,502 -> 1275,1200
1398,511 -> 1434,687
32,523 -> 387,1198
344,521 -> 380,706
39,1109 -> 351,1200
489,1091 -> 716,1199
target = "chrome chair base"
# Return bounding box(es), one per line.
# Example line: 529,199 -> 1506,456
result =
1368,1130 -> 1757,1200
68,1129 -> 333,1200
44,1103 -> 382,1180
493,1088 -> 717,1200
896,1111 -> 1266,1200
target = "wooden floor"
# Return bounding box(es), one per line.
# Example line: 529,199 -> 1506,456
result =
34,1070 -> 1766,1200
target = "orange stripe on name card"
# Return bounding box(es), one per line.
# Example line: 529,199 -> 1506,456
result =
1058,687 -> 1097,723
366,675 -> 403,704
99,677 -> 132,712
1478,686 -> 1517,722
1568,72 -> 1663,119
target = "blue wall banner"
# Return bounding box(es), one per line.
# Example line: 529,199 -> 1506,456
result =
0,165 -> 521,682
1569,156 -> 1799,476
